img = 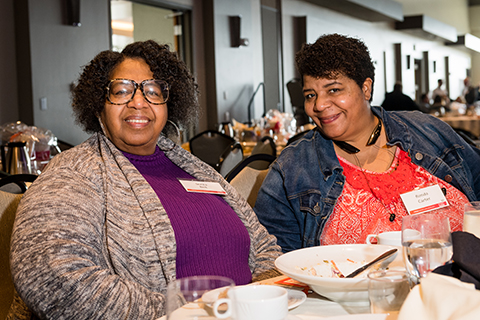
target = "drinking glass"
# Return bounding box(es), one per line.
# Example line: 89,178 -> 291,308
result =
464,201 -> 480,238
166,275 -> 235,319
401,213 -> 453,283
368,270 -> 413,315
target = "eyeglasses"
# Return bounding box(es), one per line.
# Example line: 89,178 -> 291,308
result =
106,79 -> 169,105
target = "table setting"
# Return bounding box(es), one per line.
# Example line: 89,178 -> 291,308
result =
160,207 -> 480,320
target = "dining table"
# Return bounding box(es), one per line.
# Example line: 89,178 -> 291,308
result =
438,115 -> 480,137
157,275 -> 396,320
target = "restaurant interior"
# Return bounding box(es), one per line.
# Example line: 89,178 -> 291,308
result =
3,1 -> 480,319
1,0 -> 480,148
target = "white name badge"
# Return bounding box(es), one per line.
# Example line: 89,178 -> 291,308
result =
400,184 -> 449,215
178,179 -> 227,195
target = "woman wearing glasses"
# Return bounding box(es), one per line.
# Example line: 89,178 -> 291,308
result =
10,40 -> 281,320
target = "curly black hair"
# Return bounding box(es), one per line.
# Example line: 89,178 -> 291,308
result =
72,40 -> 199,136
295,34 -> 375,101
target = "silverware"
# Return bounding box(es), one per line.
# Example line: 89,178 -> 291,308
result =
345,248 -> 398,278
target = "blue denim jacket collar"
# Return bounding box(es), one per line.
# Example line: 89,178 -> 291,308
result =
374,106 -> 413,151
311,128 -> 343,180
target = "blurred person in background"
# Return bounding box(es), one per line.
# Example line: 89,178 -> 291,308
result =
381,82 -> 421,112
432,79 -> 450,106
418,93 -> 431,113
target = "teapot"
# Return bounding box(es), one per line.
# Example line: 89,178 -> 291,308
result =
3,141 -> 32,174
218,122 -> 234,137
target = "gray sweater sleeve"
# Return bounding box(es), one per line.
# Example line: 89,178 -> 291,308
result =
11,164 -> 165,320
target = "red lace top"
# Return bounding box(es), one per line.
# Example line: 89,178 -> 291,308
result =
320,148 -> 466,245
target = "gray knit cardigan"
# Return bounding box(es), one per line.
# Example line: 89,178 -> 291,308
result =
10,133 -> 282,320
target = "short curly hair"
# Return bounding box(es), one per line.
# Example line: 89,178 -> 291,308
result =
295,34 -> 375,101
72,40 -> 199,136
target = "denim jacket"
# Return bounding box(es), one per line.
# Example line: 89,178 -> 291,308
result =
254,107 -> 480,252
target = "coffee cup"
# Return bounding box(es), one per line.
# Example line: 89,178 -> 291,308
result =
213,285 -> 288,320
366,231 -> 403,246
367,230 -> 420,246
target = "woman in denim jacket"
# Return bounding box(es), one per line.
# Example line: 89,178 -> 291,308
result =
254,34 -> 480,253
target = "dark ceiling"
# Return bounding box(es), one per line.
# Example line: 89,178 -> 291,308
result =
470,0 -> 480,6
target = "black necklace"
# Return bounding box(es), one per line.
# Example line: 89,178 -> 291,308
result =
333,116 -> 382,154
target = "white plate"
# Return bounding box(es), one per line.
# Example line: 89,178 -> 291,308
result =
275,244 -> 403,302
202,286 -> 307,310
287,289 -> 307,310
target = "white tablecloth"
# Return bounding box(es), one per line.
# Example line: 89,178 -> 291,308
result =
157,275 -> 396,320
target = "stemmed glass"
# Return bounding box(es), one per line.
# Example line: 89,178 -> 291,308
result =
401,213 -> 453,283
166,275 -> 235,320
464,201 -> 480,238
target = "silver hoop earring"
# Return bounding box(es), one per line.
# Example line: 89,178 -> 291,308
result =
166,119 -> 181,145
98,117 -> 108,137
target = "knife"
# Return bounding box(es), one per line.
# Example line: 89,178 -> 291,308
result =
345,248 -> 398,278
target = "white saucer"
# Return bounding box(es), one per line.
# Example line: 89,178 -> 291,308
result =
201,286 -> 307,310
287,289 -> 307,310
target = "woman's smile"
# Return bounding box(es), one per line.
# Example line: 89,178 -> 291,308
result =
318,113 -> 341,125
125,115 -> 150,126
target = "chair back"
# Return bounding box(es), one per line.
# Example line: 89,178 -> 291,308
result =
225,153 -> 275,182
286,78 -> 310,127
229,167 -> 269,207
218,143 -> 244,177
286,78 -> 304,108
0,190 -> 23,319
0,174 -> 38,194
189,130 -> 236,167
251,136 -> 276,158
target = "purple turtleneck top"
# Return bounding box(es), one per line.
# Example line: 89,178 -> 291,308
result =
122,147 -> 252,285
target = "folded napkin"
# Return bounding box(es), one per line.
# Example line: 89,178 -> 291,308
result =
433,231 -> 480,289
397,273 -> 480,320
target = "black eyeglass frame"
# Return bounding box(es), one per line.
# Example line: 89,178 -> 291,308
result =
105,78 -> 170,105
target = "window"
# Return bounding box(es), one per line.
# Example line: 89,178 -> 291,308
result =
110,0 -> 191,65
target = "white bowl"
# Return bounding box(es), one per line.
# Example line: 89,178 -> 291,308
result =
275,244 -> 404,303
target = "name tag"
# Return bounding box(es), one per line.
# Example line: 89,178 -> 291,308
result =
400,184 -> 449,215
178,179 -> 227,195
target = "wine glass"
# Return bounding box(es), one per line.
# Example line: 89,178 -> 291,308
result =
401,213 -> 453,283
464,201 -> 480,238
166,275 -> 235,319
